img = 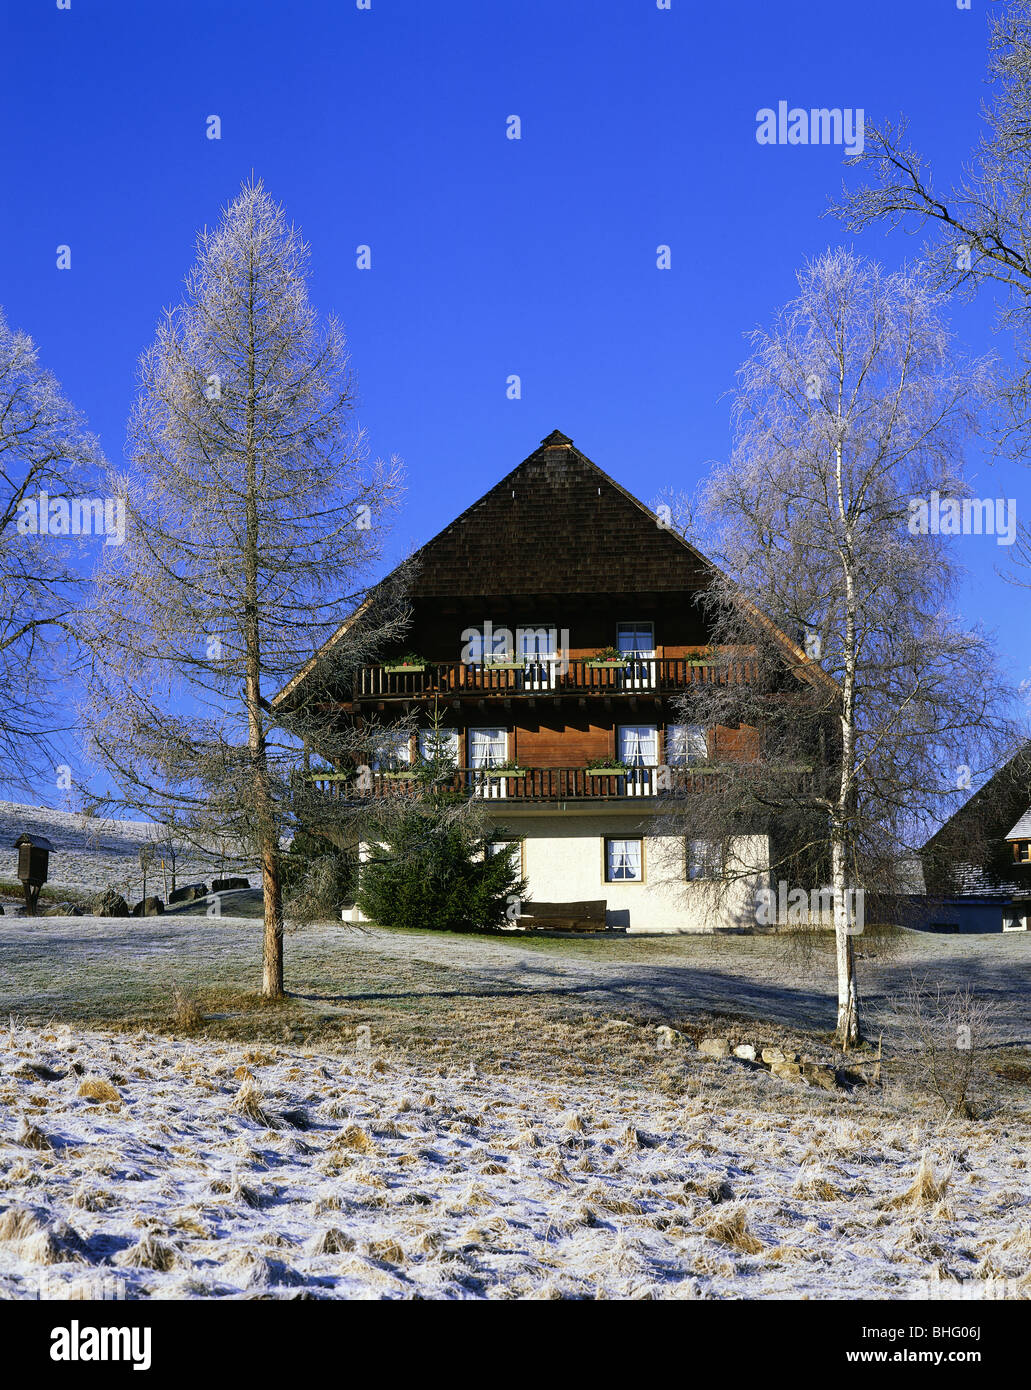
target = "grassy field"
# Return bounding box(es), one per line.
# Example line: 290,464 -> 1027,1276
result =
2,915 -> 1029,1299
1,911 -> 1028,1111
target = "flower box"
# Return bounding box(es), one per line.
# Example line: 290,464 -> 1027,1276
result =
383,663 -> 426,674
479,766 -> 526,778
483,660 -> 524,670
380,770 -> 418,780
586,766 -> 629,776
585,659 -> 627,669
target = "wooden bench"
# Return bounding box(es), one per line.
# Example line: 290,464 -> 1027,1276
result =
518,900 -> 608,932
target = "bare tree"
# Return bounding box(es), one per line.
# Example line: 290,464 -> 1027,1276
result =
83,180 -> 408,999
832,0 -> 1031,450
661,249 -> 1015,1048
891,976 -> 1002,1120
0,309 -> 101,786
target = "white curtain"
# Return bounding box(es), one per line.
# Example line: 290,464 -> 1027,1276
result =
619,725 -> 657,766
469,728 -> 506,768
608,839 -> 642,881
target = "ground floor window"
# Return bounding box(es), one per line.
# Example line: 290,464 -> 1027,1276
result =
605,836 -> 643,882
686,837 -> 723,881
487,836 -> 520,856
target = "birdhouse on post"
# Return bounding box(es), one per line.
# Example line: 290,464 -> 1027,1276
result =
14,833 -> 55,917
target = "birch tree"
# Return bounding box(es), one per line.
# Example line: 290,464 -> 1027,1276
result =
0,308 -> 102,787
663,249 -> 1014,1048
83,180 -> 407,999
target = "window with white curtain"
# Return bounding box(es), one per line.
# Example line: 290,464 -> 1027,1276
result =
468,728 -> 507,768
687,838 -> 723,881
616,622 -> 654,655
666,724 -> 708,766
618,725 -> 658,766
370,730 -> 412,771
417,728 -> 461,763
605,837 -> 643,882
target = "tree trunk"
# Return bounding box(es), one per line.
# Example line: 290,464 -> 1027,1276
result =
832,834 -> 860,1048
832,425 -> 861,1051
261,832 -> 284,998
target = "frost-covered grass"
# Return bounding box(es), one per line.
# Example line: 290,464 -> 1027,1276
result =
1,843 -> 1029,1298
1,1021 -> 1029,1300
0,800 -> 238,904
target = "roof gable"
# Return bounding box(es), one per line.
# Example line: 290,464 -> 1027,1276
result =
406,431 -> 710,596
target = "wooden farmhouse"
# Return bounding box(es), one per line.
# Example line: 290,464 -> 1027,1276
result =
275,430 -> 828,932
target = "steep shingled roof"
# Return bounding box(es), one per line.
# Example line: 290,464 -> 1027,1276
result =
402,430 -> 710,596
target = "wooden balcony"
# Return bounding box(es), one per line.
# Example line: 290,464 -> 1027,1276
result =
355,656 -> 756,701
310,765 -> 720,803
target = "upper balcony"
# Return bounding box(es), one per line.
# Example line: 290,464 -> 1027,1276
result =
353,654 -> 757,702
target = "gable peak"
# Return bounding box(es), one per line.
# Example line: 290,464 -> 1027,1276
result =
539,429 -> 573,448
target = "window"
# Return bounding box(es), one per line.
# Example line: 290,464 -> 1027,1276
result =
618,725 -> 658,767
417,727 -> 461,763
617,622 -> 654,656
605,837 -> 644,882
687,838 -> 723,881
516,625 -> 557,660
468,728 -> 507,769
488,837 -> 521,862
1016,841 -> 1031,864
666,724 -> 708,767
369,730 -> 411,771
416,728 -> 458,761
465,627 -> 511,663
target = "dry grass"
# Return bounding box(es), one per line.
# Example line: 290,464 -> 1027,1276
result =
115,1233 -> 180,1271
883,1151 -> 953,1211
171,982 -> 202,1032
77,1078 -> 120,1104
231,1079 -> 277,1129
704,1205 -> 765,1254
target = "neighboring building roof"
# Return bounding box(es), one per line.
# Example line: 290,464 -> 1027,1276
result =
1004,809 -> 1031,841
921,742 -> 1031,896
950,862 -> 1027,896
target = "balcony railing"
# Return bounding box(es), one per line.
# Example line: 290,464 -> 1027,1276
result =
355,656 -> 755,700
309,765 -> 721,802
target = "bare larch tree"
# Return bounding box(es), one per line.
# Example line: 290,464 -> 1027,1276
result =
661,249 -> 1015,1048
83,180 -> 407,999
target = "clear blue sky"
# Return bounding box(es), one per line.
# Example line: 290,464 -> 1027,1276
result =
3,0 -> 1028,804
